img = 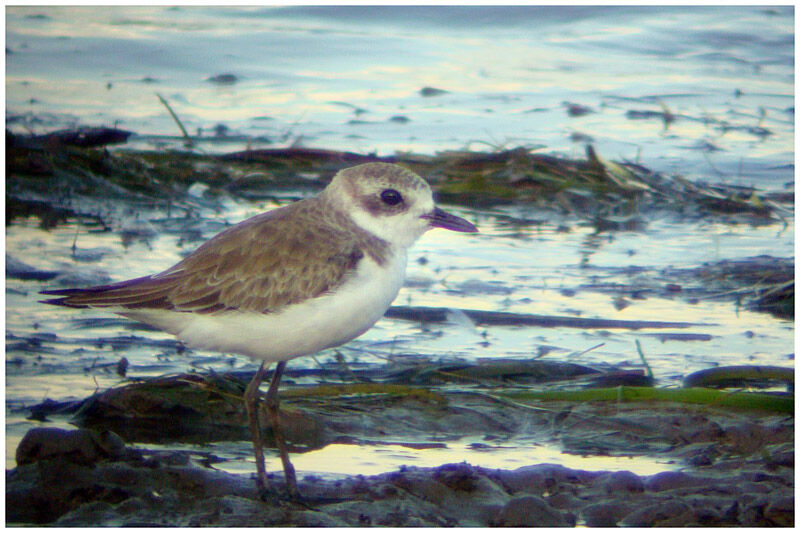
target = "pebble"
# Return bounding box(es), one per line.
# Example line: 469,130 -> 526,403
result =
16,427 -> 127,466
497,465 -> 547,493
598,470 -> 644,493
498,496 -> 568,527
621,500 -> 695,527
763,494 -> 794,527
581,501 -> 635,527
644,471 -> 705,492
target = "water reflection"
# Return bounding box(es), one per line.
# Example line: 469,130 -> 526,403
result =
6,6 -> 793,187
275,440 -> 677,478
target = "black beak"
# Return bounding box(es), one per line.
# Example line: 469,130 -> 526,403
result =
422,206 -> 478,233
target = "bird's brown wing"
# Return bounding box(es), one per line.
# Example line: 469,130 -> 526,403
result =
41,201 -> 369,314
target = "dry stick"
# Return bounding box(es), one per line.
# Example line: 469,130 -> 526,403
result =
635,339 -> 654,380
71,225 -> 80,255
156,93 -> 194,148
565,342 -> 605,360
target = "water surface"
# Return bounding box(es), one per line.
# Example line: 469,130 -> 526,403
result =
6,6 -> 794,187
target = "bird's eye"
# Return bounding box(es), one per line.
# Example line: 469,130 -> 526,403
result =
380,189 -> 403,206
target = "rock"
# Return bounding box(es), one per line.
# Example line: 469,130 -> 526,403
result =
392,472 -> 450,504
644,471 -> 705,492
739,496 -> 769,526
598,470 -> 644,493
682,495 -> 741,526
545,492 -> 582,511
16,427 -> 127,466
432,462 -> 479,492
680,442 -> 721,467
724,422 -> 767,455
498,496 -> 567,527
496,465 -> 547,493
763,443 -> 794,468
581,502 -> 635,527
764,494 -> 794,527
53,502 -> 121,527
498,463 -> 597,495
621,500 -> 695,527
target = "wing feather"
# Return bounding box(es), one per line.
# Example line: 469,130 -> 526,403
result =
41,199 -> 383,314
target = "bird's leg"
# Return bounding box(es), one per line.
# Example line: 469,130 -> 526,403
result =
244,360 -> 270,495
264,360 -> 299,499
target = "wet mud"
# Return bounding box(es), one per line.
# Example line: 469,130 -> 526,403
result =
8,380 -> 793,526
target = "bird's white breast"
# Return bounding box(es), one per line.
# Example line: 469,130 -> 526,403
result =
126,248 -> 408,363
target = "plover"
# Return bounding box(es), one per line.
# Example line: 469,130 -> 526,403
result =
41,162 -> 478,498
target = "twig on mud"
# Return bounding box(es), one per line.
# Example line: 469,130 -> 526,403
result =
564,342 -> 605,360
334,350 -> 364,383
71,225 -> 79,255
467,390 -> 553,413
279,109 -> 309,144
635,340 -> 654,380
156,93 -> 194,148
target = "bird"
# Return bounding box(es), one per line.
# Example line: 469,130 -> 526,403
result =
40,162 -> 478,499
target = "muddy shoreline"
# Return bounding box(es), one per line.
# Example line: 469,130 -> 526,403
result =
8,387 -> 794,526
8,363 -> 794,526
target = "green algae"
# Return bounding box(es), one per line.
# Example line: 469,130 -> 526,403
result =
500,386 -> 794,415
281,382 -> 447,406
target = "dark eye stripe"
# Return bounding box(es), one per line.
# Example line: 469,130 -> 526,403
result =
380,189 -> 403,206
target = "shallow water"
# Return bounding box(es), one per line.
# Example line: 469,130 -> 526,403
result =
6,5 -> 794,188
5,199 -> 794,471
5,6 -> 794,475
150,438 -> 678,480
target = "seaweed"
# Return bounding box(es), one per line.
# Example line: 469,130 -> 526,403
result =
6,131 -> 792,222
501,386 -> 793,414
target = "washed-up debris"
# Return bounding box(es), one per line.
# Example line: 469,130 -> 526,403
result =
6,254 -> 59,281
419,86 -> 448,97
7,127 -> 133,148
682,365 -> 794,390
642,332 -> 713,342
7,132 -> 792,222
568,256 -> 793,319
206,73 -> 238,85
384,305 -> 704,329
626,108 -> 679,124
563,101 -> 594,117
690,255 -> 794,318
380,359 -> 601,386
156,93 -> 193,147
750,280 -> 794,318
